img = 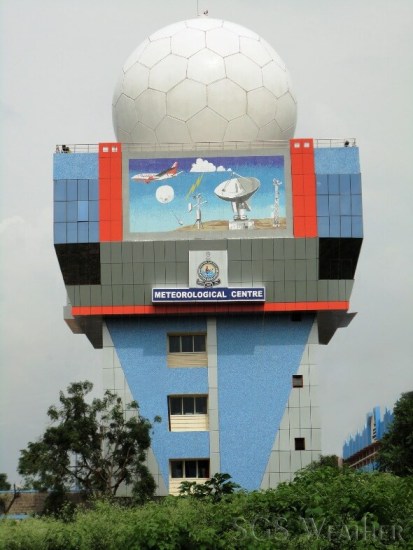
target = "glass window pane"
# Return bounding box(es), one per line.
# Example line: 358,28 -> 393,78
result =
183,397 -> 195,415
197,460 -> 209,478
195,396 -> 207,414
170,397 -> 182,415
169,336 -> 180,353
193,335 -> 206,352
171,461 -> 183,478
181,335 -> 193,352
185,461 -> 197,478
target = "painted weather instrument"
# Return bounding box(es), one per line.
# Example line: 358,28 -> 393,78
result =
131,161 -> 182,184
214,175 -> 260,220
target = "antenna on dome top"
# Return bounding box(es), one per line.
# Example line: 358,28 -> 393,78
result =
197,0 -> 208,16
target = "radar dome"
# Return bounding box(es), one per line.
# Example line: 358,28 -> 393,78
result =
112,18 -> 297,144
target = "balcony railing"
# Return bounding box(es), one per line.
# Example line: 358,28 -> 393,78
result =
55,138 -> 356,154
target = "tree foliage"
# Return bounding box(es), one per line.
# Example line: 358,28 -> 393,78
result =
0,473 -> 11,491
378,391 -> 413,476
179,473 -> 240,502
18,381 -> 156,499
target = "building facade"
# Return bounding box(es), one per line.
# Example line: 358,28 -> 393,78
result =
53,138 -> 363,494
343,407 -> 394,471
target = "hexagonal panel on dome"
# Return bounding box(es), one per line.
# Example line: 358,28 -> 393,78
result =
135,89 -> 166,129
112,75 -> 124,107
115,127 -> 132,143
139,38 -> 171,68
167,80 -> 206,121
208,79 -> 246,121
149,54 -> 187,92
223,21 -> 259,40
123,39 -> 149,72
257,120 -> 283,141
262,62 -> 290,98
225,53 -> 262,91
240,37 -> 272,67
206,27 -> 240,57
149,21 -> 187,41
247,87 -> 277,127
131,122 -> 157,144
260,39 -> 286,71
187,49 -> 225,85
275,92 -> 297,133
156,116 -> 192,143
113,94 -> 136,134
186,17 -> 223,31
171,28 -> 205,58
224,115 -> 259,142
123,63 -> 150,100
187,107 -> 227,142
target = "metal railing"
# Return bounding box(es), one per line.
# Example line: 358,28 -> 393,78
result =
55,138 -> 357,154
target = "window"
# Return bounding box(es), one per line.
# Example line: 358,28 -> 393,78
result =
167,334 -> 207,368
292,375 -> 303,388
168,395 -> 209,431
295,437 -> 306,451
169,395 -> 207,415
170,459 -> 210,479
169,334 -> 206,353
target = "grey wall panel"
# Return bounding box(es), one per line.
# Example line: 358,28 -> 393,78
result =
102,285 -> 113,305
111,243 -> 122,263
252,259 -> 263,282
263,260 -> 274,281
80,285 -> 91,306
227,239 -> 241,260
164,241 -> 176,261
90,285 -> 102,306
143,263 -> 155,283
132,242 -> 144,262
228,260 -> 242,283
154,241 -> 165,261
121,242 -> 132,263
240,239 -> 252,260
122,285 -> 134,305
176,241 -> 188,261
133,262 -> 144,284
295,239 -> 306,259
122,263 -> 134,284
100,243 -> 111,263
165,262 -> 176,283
143,242 -> 154,261
262,239 -> 274,259
251,239 -> 263,260
111,264 -> 123,285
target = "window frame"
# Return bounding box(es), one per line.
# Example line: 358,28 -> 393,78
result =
168,333 -> 206,354
170,459 -> 210,479
168,395 -> 208,416
292,375 -> 304,388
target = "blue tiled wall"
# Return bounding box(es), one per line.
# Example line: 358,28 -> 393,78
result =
53,179 -> 99,243
53,153 -> 99,244
107,317 -> 210,489
315,148 -> 362,238
217,314 -> 314,490
316,173 -> 363,237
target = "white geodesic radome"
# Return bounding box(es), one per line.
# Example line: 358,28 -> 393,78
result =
112,18 -> 297,144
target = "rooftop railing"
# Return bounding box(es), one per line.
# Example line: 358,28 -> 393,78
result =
55,138 -> 357,154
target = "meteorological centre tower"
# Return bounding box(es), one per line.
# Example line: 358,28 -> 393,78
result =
53,16 -> 363,495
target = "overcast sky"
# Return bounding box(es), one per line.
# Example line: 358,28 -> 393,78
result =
1,0 -> 412,483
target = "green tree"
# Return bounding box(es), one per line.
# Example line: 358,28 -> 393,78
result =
0,473 -> 11,490
378,391 -> 413,476
18,381 -> 157,500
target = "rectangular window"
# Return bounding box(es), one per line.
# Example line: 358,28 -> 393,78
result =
167,334 -> 207,368
295,437 -> 306,451
168,395 -> 209,432
170,459 -> 210,479
292,375 -> 304,388
168,334 -> 206,353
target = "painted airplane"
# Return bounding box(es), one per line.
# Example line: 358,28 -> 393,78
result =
131,161 -> 182,184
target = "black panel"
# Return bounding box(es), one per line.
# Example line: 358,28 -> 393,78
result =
55,243 -> 101,285
319,238 -> 362,279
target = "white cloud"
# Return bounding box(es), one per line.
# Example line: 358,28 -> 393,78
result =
190,158 -> 230,172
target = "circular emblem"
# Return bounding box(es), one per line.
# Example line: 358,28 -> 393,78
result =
197,260 -> 220,287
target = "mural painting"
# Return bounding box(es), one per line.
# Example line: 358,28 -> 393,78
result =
129,155 -> 286,233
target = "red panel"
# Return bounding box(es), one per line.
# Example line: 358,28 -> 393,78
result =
72,301 -> 349,317
304,195 -> 317,216
290,155 -> 302,175
99,142 -> 123,242
100,200 -> 111,221
292,174 -> 304,195
305,217 -> 318,236
294,217 -> 306,236
302,153 -> 315,174
293,196 -> 306,216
